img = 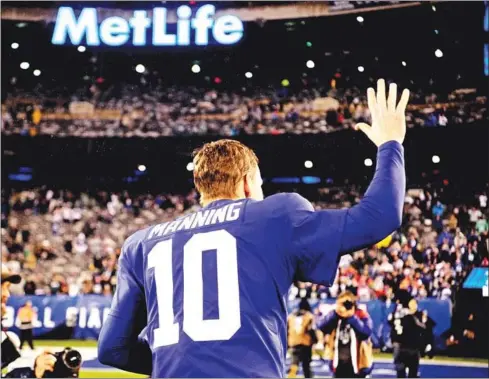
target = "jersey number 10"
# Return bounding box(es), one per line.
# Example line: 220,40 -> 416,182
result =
148,229 -> 241,348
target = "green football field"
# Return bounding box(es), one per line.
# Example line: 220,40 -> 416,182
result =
31,339 -> 488,378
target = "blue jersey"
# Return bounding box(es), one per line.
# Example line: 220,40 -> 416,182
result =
98,141 -> 406,378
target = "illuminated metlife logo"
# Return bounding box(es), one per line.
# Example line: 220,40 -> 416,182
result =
51,5 -> 244,47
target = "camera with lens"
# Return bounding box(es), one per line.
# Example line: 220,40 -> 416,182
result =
43,348 -> 82,378
342,300 -> 356,311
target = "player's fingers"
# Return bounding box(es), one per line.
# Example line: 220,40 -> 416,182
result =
356,123 -> 373,139
366,87 -> 379,123
387,82 -> 397,112
396,88 -> 410,114
376,79 -> 387,112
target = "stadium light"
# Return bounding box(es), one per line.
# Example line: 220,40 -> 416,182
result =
304,160 -> 313,168
186,162 -> 195,171
135,64 -> 145,73
432,155 -> 440,164
20,62 -> 30,70
137,164 -> 146,172
191,64 -> 201,73
434,29 -> 439,34
245,71 -> 253,79
77,45 -> 86,52
356,16 -> 364,23
435,49 -> 443,58
306,60 -> 315,69
306,41 -> 312,47
11,42 -> 19,49
432,5 -> 436,11
281,79 -> 290,87
364,158 -> 373,167
402,61 -> 407,67
33,69 -> 41,77
358,66 -> 365,72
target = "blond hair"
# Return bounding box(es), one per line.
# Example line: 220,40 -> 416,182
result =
193,139 -> 258,204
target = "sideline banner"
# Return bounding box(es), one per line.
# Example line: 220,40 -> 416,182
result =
4,295 -> 112,339
5,296 -> 451,349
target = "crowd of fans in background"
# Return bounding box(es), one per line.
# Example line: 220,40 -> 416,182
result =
2,184 -> 488,302
2,83 -> 487,137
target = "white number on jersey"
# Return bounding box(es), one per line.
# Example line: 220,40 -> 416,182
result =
147,229 -> 241,348
394,318 -> 403,335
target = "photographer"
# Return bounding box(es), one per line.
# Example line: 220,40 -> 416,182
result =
319,291 -> 373,378
388,293 -> 426,378
1,265 -> 59,378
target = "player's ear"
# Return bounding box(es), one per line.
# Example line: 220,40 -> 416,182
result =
243,173 -> 252,198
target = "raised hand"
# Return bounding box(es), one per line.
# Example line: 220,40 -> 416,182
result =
357,79 -> 410,146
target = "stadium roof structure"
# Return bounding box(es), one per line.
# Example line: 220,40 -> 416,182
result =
2,1 -> 297,10
2,1 -> 426,23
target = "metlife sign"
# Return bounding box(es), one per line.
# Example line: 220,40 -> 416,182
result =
51,5 -> 244,47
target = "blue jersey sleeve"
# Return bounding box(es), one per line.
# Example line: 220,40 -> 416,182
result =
286,141 -> 405,285
285,193 -> 346,285
97,232 -> 152,375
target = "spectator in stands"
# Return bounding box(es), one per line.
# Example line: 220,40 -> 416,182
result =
1,182 -> 487,301
2,84 -> 486,137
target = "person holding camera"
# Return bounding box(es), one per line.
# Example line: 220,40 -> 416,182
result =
1,264 -> 81,378
319,291 -> 373,378
287,298 -> 318,378
388,292 -> 426,378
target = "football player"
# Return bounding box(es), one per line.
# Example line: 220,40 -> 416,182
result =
98,79 -> 409,377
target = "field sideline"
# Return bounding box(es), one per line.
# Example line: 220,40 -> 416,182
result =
27,339 -> 487,378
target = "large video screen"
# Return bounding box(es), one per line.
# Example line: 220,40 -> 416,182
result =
463,268 -> 488,296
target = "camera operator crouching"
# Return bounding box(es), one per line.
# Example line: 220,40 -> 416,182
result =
1,265 -> 82,378
319,291 -> 374,378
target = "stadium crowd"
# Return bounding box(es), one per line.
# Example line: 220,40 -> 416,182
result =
2,184 -> 488,301
2,84 -> 486,137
